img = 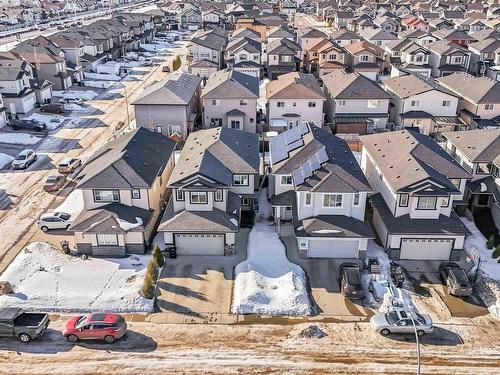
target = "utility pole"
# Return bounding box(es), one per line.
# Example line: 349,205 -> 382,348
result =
409,313 -> 421,375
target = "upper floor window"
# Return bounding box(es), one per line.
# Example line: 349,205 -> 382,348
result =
305,193 -> 312,205
476,162 -> 492,175
442,100 -> 450,107
451,56 -> 464,64
417,196 -> 436,210
360,54 -> 369,62
323,194 -> 342,207
441,196 -> 450,207
281,175 -> 293,185
214,189 -> 223,202
94,189 -> 120,203
277,101 -> 285,107
212,99 -> 220,106
282,55 -> 292,62
399,193 -> 409,207
190,192 -> 207,204
240,99 -> 248,106
485,104 -> 494,110
308,102 -> 316,107
176,189 -> 185,201
353,193 -> 360,206
367,100 -> 379,108
337,99 -> 346,106
411,100 -> 420,107
132,189 -> 141,199
233,175 -> 249,186
156,125 -> 162,133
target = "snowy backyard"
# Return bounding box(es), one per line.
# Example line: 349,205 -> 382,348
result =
0,242 -> 154,313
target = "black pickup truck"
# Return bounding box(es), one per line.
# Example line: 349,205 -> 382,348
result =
0,308 -> 50,342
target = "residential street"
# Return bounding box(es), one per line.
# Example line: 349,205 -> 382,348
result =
0,316 -> 499,374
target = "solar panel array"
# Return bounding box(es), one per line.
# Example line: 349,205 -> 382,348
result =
270,122 -> 310,164
292,146 -> 329,186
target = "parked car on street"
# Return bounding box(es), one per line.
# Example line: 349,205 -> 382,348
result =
62,313 -> 127,343
59,97 -> 84,105
162,66 -> 171,72
0,308 -> 50,343
370,310 -> 434,337
11,149 -> 37,169
9,119 -> 47,131
38,211 -> 72,232
57,157 -> 81,173
339,262 -> 365,299
43,174 -> 67,192
41,103 -> 66,114
439,262 -> 473,297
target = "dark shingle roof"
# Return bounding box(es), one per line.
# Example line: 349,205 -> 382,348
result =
442,129 -> 500,163
202,69 -> 259,99
132,73 -> 201,106
322,70 -> 390,100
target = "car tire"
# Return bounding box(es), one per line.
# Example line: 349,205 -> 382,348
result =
104,335 -> 115,343
65,224 -> 71,229
66,334 -> 79,342
380,329 -> 390,336
417,330 -> 425,337
41,226 -> 49,232
18,333 -> 32,343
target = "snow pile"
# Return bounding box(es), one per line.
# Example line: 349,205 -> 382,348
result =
0,133 -> 42,145
0,242 -> 154,313
53,90 -> 99,101
54,189 -> 84,219
0,153 -> 14,169
116,217 -> 143,231
297,325 -> 327,339
232,223 -> 312,316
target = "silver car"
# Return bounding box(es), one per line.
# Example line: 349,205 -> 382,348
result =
11,149 -> 37,169
370,310 -> 434,337
38,212 -> 72,232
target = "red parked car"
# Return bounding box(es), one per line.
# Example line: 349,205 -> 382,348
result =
62,313 -> 127,343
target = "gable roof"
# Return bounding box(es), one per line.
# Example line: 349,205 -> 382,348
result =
132,73 -> 201,106
426,40 -> 469,55
266,72 -> 325,100
437,73 -> 500,104
231,28 -> 261,40
442,129 -> 500,163
201,69 -> 259,99
345,40 -> 384,55
322,70 -> 390,100
384,73 -> 457,99
266,37 -> 301,55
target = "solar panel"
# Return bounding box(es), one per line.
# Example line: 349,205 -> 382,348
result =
270,135 -> 288,164
286,126 -> 300,143
286,138 -> 304,152
316,147 -> 329,164
301,161 -> 313,179
292,169 -> 305,186
299,122 -> 310,135
309,153 -> 321,171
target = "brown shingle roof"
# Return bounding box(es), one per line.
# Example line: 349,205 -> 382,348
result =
266,72 -> 325,100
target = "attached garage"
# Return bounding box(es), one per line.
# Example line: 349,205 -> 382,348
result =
307,239 -> 360,258
175,233 -> 225,255
399,238 -> 453,260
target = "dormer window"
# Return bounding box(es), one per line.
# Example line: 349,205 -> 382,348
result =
233,175 -> 249,186
281,176 -> 293,185
476,162 -> 492,175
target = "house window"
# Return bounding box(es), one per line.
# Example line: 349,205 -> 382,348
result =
411,100 -> 420,107
308,102 -> 316,107
367,100 -> 379,108
190,192 -> 208,204
233,174 -> 249,186
240,99 -> 247,106
353,193 -> 360,206
230,120 -> 241,129
441,196 -> 450,207
360,54 -> 369,62
476,162 -> 492,174
250,118 -> 254,123
282,55 -> 292,62
399,193 -> 409,207
323,194 -> 342,207
97,234 -> 118,246
281,175 -> 293,185
417,196 -> 437,210
452,56 -> 463,64
214,189 -> 223,202
132,189 -> 141,199
329,53 -> 337,60
293,102 -> 296,106
442,100 -> 450,107
485,104 -> 494,110
176,189 -> 185,201
242,198 -> 250,206
337,99 -> 346,106
305,193 -> 312,205
94,190 -> 120,203
277,101 -> 285,107
156,126 -> 162,133
212,99 -> 219,106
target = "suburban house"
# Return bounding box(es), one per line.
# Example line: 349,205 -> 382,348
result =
188,60 -> 219,80
359,27 -> 398,48
296,26 -> 327,58
0,58 -> 38,115
333,11 -> 355,30
157,127 -> 259,255
304,38 -> 346,77
132,73 -> 202,140
360,130 -> 471,261
322,70 -> 390,135
180,8 -> 202,30
268,123 -> 373,259
437,73 -> 500,124
266,25 -> 296,44
235,14 -> 287,42
443,129 -> 500,229
345,41 -> 384,80
70,128 -> 177,257
329,29 -> 362,48
426,40 -> 471,78
386,39 -> 433,78
433,29 -> 476,46
467,39 -> 500,78
266,72 -> 325,132
265,37 -> 302,79
188,28 -> 227,69
201,69 -> 259,133
225,37 -> 262,77
383,73 -> 464,135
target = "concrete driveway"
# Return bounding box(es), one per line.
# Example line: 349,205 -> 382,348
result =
282,237 -> 374,318
156,229 -> 249,321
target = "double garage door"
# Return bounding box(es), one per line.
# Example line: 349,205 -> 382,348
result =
307,239 -> 359,258
175,234 -> 224,255
400,238 -> 453,260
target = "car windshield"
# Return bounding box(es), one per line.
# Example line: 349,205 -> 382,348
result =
414,313 -> 427,325
450,268 -> 469,284
46,177 -> 57,183
16,155 -> 27,160
59,213 -> 71,221
386,312 -> 399,325
75,316 -> 87,329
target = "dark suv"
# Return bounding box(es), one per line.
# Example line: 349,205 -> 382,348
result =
439,262 -> 472,297
339,262 -> 365,299
9,119 -> 47,131
41,103 -> 66,114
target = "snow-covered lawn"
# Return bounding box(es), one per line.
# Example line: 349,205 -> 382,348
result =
0,242 -> 153,313
84,72 -> 121,81
82,80 -> 117,89
23,113 -> 68,130
54,189 -> 84,220
0,153 -> 14,169
232,190 -> 312,316
140,43 -> 170,52
53,90 -> 99,101
0,132 -> 43,145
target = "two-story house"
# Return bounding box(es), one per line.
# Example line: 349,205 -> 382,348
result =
296,26 -> 327,61
188,28 -> 227,69
323,70 -> 390,135
437,73 -> 500,124
268,123 -> 373,259
265,37 -> 302,79
426,40 -> 471,77
359,27 -> 398,49
433,29 -> 476,46
201,69 -> 259,132
266,72 -> 325,132
225,37 -> 262,78
345,41 -> 384,81
157,127 -> 259,255
304,38 -> 346,77
466,39 -> 500,79
333,11 -> 355,30
70,128 -> 177,257
360,130 -> 471,261
132,73 -> 202,140
0,57 -> 38,115
443,129 -> 500,229
329,29 -> 362,48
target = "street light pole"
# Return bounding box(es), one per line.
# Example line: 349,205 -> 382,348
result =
409,314 -> 421,375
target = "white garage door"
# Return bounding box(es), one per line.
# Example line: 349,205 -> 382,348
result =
175,234 -> 224,255
307,239 -> 359,258
400,238 -> 453,260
